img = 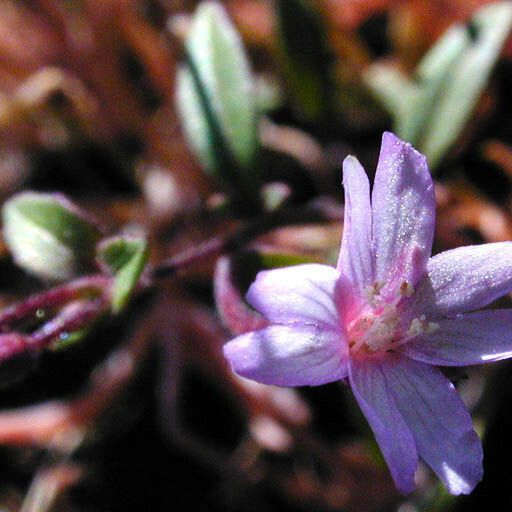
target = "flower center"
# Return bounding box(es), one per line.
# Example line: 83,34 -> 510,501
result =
347,280 -> 439,354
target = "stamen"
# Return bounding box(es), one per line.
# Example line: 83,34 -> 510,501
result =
349,279 -> 431,355
400,281 -> 414,298
374,281 -> 385,294
363,281 -> 386,308
407,315 -> 439,337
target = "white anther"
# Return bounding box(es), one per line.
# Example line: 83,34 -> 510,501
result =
407,315 -> 439,337
363,281 -> 386,308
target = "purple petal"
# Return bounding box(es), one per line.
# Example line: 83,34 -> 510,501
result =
337,156 -> 374,295
383,355 -> 483,495
348,356 -> 418,494
400,310 -> 512,366
223,324 -> 347,386
371,132 -> 435,291
246,264 -> 340,328
410,242 -> 512,318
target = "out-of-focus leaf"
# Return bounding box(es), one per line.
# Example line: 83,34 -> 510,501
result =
396,28 -> 468,144
255,75 -> 284,114
420,2 -> 512,167
97,236 -> 146,275
176,2 -> 259,183
2,192 -> 100,281
98,236 -> 148,313
276,0 -> 335,123
260,182 -> 291,211
365,2 -> 512,170
363,64 -> 413,120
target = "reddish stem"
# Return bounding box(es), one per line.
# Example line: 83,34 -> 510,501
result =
31,299 -> 108,348
0,299 -> 109,363
151,199 -> 342,279
0,275 -> 110,331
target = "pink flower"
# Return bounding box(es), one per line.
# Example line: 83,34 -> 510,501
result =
223,132 -> 512,495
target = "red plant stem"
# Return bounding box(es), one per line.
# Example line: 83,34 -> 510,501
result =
0,198 -> 341,335
0,299 -> 109,363
0,198 -> 340,363
30,299 -> 109,348
151,199 -> 342,279
0,275 -> 110,331
0,299 -> 160,447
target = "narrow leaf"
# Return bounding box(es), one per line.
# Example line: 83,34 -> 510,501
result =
176,2 -> 258,180
365,2 -> 512,170
420,2 -> 512,167
363,64 -> 414,122
397,28 -> 468,144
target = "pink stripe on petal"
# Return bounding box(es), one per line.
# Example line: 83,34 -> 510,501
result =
246,264 -> 341,328
383,355 -> 483,495
400,310 -> 512,366
371,132 -> 435,290
337,156 -> 374,295
410,242 -> 512,318
223,324 -> 347,387
348,356 -> 418,494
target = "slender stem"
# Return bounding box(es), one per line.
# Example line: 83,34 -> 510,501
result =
30,299 -> 108,349
0,299 -> 109,363
0,275 -> 110,331
151,199 -> 341,280
0,299 -> 161,447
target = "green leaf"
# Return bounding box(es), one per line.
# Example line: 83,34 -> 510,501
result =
365,2 -> 512,170
255,75 -> 284,114
397,29 -> 467,146
420,2 -> 512,168
363,64 -> 414,122
97,236 -> 144,275
2,192 -> 100,281
176,2 -> 259,181
97,237 -> 148,313
276,0 -> 334,123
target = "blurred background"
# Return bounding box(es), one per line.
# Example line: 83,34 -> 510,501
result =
0,0 -> 512,510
